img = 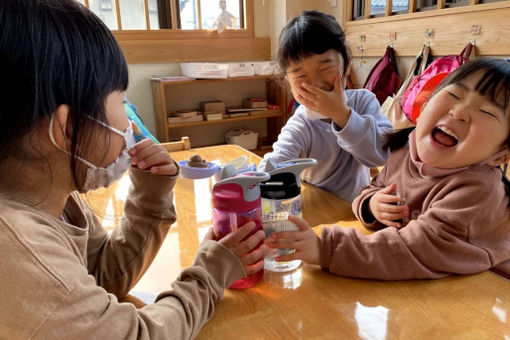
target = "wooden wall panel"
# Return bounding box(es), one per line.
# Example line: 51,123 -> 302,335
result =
345,2 -> 510,57
119,37 -> 271,63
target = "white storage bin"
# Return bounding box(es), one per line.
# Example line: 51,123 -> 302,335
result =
180,63 -> 229,79
252,61 -> 276,75
228,63 -> 255,77
225,129 -> 258,150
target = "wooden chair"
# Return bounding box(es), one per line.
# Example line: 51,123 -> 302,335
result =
160,136 -> 191,152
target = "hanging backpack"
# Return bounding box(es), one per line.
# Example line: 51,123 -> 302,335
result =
401,42 -> 474,121
380,43 -> 431,129
363,45 -> 401,105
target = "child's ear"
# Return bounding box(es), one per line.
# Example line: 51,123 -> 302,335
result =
487,151 -> 510,167
50,104 -> 72,150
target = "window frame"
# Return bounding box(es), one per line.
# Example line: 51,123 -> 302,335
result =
81,0 -> 255,40
80,0 -> 269,63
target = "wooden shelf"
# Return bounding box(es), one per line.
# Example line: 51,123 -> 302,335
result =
151,76 -> 287,146
152,75 -> 275,86
167,110 -> 282,128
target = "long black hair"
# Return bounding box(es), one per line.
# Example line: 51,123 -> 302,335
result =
0,0 -> 128,189
383,58 -> 510,198
276,10 -> 350,75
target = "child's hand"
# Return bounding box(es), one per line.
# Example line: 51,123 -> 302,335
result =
296,75 -> 351,128
129,139 -> 178,176
267,215 -> 321,265
368,183 -> 409,228
204,222 -> 265,275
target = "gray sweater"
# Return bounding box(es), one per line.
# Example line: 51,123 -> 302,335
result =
259,89 -> 392,202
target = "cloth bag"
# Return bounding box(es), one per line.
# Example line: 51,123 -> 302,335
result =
401,42 -> 474,120
380,44 -> 430,130
363,45 -> 401,105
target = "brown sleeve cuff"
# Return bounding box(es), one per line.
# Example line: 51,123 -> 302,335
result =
320,227 -> 333,271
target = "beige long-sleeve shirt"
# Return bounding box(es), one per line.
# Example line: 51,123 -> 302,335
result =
0,167 -> 244,339
320,144 -> 510,280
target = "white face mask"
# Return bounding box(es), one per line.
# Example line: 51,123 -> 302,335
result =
49,115 -> 136,193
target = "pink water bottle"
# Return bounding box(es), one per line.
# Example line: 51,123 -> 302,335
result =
212,167 -> 270,289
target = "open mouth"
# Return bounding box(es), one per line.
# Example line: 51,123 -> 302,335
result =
432,126 -> 458,147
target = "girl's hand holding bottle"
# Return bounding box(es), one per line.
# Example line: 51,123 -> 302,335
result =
129,138 -> 178,176
296,75 -> 351,128
204,222 -> 266,275
267,215 -> 321,265
368,183 -> 409,228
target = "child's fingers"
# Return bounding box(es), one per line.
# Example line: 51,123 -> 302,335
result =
380,219 -> 403,229
233,230 -> 265,257
219,222 -> 256,247
302,82 -> 326,95
267,238 -> 301,250
332,76 -> 341,92
244,259 -> 264,276
129,138 -> 154,155
269,230 -> 302,241
380,183 -> 397,194
136,151 -> 171,169
296,95 -> 315,110
150,163 -> 178,176
376,193 -> 403,204
288,215 -> 311,231
239,243 -> 265,266
275,252 -> 299,262
379,203 -> 409,214
378,211 -> 407,222
296,86 -> 316,102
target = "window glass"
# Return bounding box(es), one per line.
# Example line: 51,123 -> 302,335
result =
200,0 -> 241,30
179,0 -> 199,29
89,0 -> 118,30
392,0 -> 409,12
119,0 -> 147,30
148,0 -> 160,29
371,0 -> 385,16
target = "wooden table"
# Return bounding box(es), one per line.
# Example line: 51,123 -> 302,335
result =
84,145 -> 510,339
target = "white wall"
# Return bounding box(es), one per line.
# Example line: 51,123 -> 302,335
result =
126,0 -> 271,140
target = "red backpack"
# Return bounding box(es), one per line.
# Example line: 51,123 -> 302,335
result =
363,45 -> 401,105
401,42 -> 474,121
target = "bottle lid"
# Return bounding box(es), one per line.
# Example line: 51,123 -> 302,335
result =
212,168 -> 270,212
260,158 -> 317,199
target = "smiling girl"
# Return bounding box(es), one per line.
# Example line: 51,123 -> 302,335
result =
268,58 -> 510,280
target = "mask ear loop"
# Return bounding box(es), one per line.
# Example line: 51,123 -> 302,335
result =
49,114 -> 98,169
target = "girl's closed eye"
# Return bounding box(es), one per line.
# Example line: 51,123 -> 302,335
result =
446,90 -> 461,100
480,109 -> 498,119
320,65 -> 335,72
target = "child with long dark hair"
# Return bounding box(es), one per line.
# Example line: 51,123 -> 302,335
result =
0,0 -> 264,338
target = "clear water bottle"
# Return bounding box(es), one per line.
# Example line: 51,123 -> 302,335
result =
212,166 -> 270,289
260,158 -> 317,272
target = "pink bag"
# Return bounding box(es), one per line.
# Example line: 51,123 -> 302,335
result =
401,42 -> 474,120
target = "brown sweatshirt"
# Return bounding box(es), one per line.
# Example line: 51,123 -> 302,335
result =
320,144 -> 510,280
0,167 -> 244,339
